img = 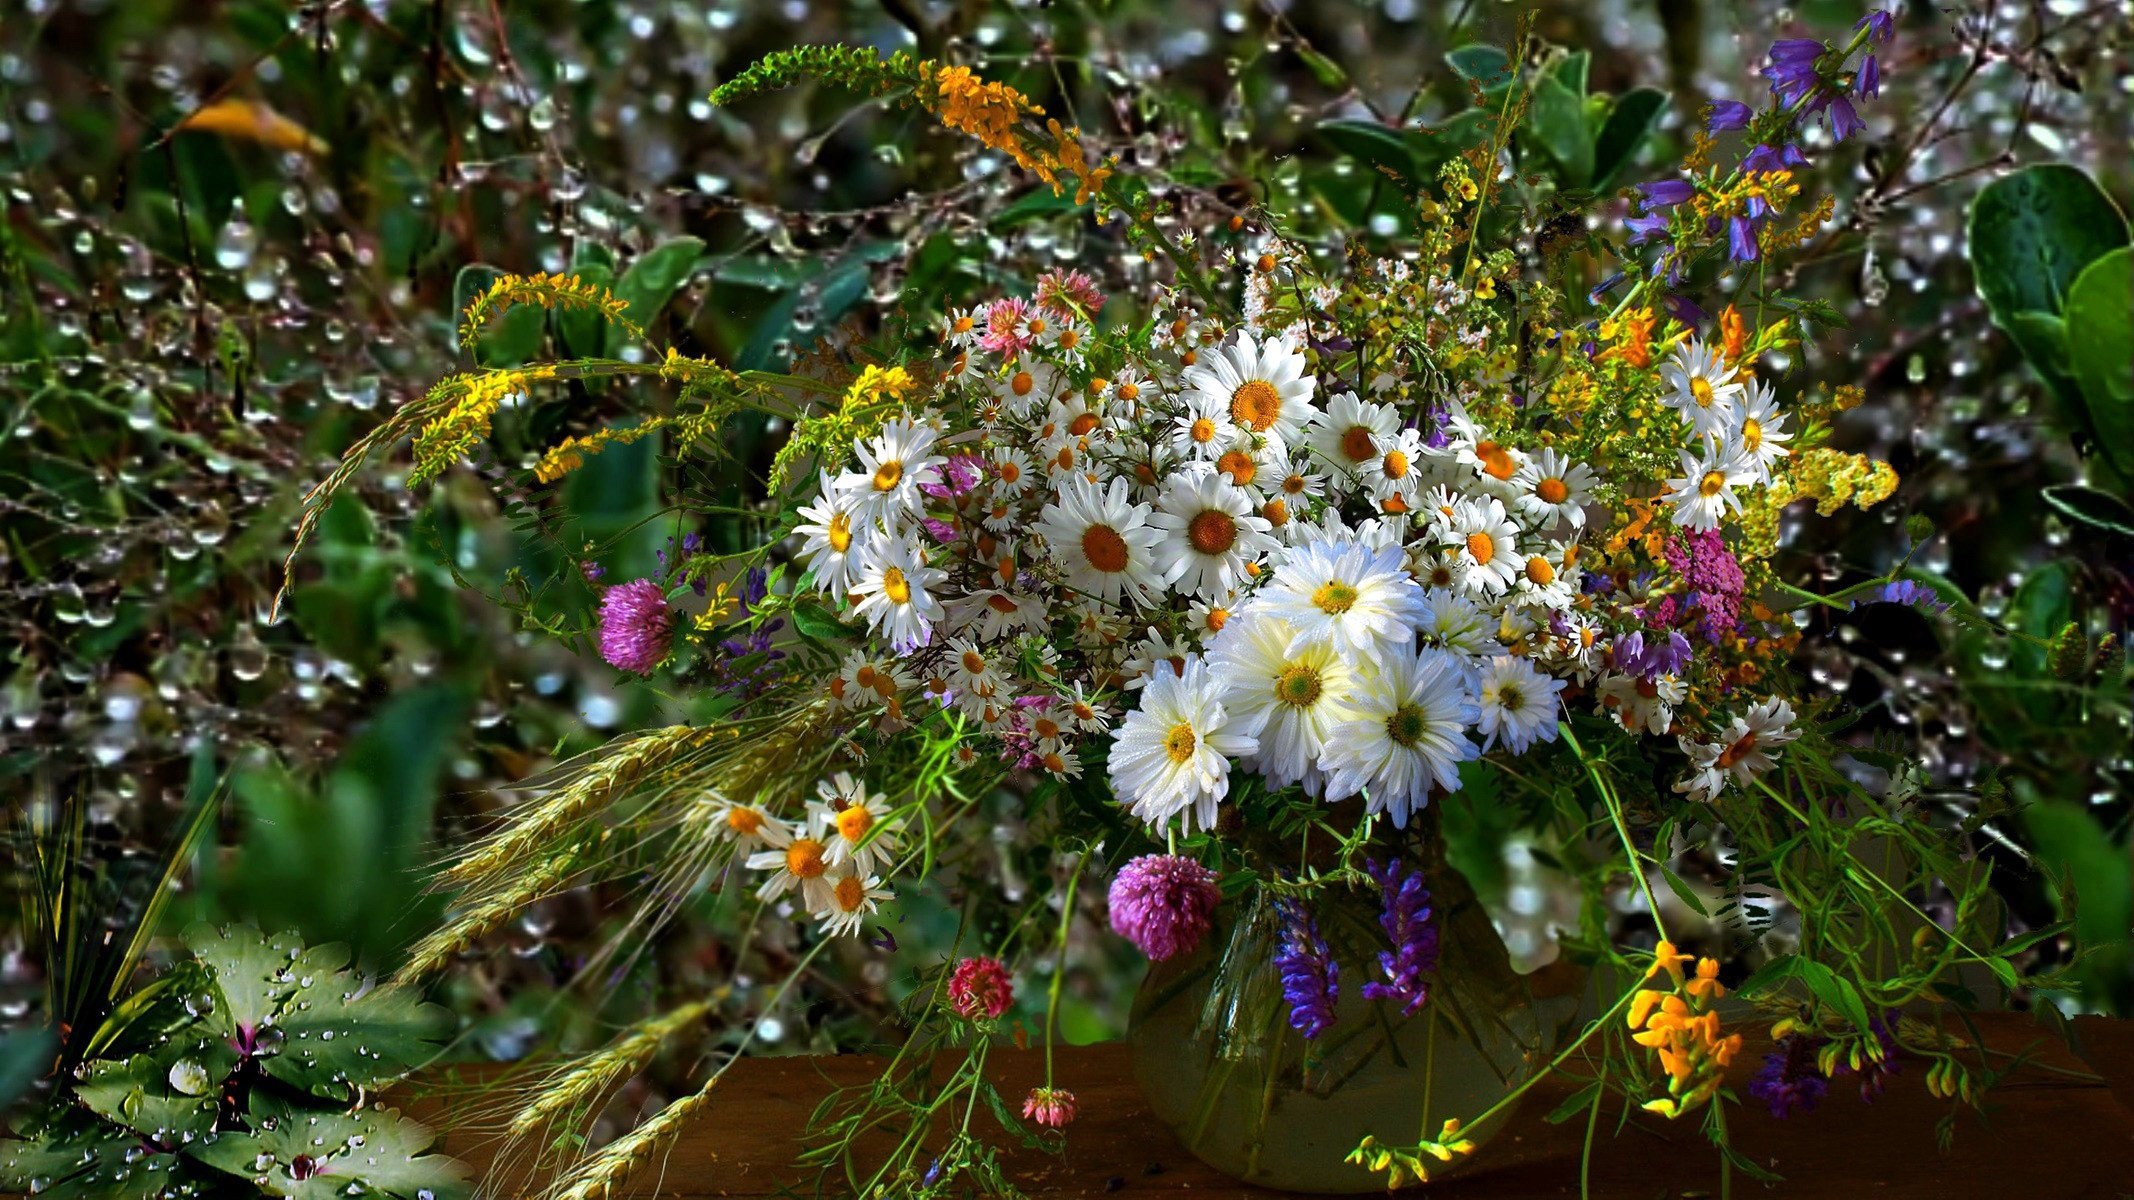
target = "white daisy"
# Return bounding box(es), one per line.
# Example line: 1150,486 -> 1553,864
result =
1181,331 -> 1318,453
1169,388 -> 1241,463
1445,496 -> 1522,596
1673,696 -> 1800,802
1209,612 -> 1359,792
1307,390 -> 1399,480
1187,595 -> 1240,643
1362,427 -> 1428,516
838,416 -> 944,525
706,795 -> 791,852
1108,655 -> 1258,834
795,473 -> 868,598
994,356 -> 1063,419
1511,543 -> 1577,610
948,637 -> 1008,700
1596,670 -> 1686,736
987,445 -> 1036,496
1663,447 -> 1757,532
1509,447 -> 1596,530
1660,336 -> 1743,441
1472,655 -> 1566,753
1260,536 -> 1427,660
955,587 -> 1046,642
850,536 -> 948,650
940,306 -> 982,348
1416,587 -> 1495,657
815,868 -> 893,937
1122,628 -> 1195,689
747,832 -> 838,911
1727,378 -> 1792,480
1058,683 -> 1114,734
1035,475 -> 1167,608
1319,646 -> 1479,827
809,772 -> 902,872
1149,470 -> 1280,599
832,652 -> 911,712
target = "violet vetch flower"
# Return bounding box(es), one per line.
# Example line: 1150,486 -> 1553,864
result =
1587,271 -> 1626,304
1661,293 -> 1707,327
1359,860 -> 1440,1017
1727,215 -> 1761,263
1706,99 -> 1753,133
1636,178 -> 1697,209
1742,142 -> 1809,174
1272,898 -> 1340,1040
1749,1033 -> 1830,1118
1854,579 -> 1950,615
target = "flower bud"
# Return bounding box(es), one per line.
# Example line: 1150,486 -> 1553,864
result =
2047,621 -> 2090,679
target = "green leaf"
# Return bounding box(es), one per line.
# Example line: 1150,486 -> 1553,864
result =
1969,165 -> 2129,318
266,978 -> 451,1097
1550,51 -> 1590,99
2025,801 -> 2133,1005
186,922 -> 312,1035
1734,954 -> 1873,1032
1445,45 -> 1513,91
2007,560 -> 2073,676
1591,88 -> 1668,191
790,598 -> 857,643
2041,484 -> 2134,538
0,1110 -> 194,1200
74,1033 -> 235,1142
2004,310 -> 2072,380
2064,247 -> 2134,477
1543,1080 -> 1602,1124
1657,865 -> 1709,917
1316,119 -> 1421,183
0,1025 -> 55,1111
555,262 -> 617,359
1525,74 -> 1593,185
610,234 -> 707,346
1294,42 -> 1350,90
451,265 -> 544,367
190,1099 -> 467,1200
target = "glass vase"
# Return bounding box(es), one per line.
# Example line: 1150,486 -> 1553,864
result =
1127,864 -> 1581,1192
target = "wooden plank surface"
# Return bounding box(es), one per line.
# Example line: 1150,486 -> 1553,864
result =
422,1012 -> 2134,1198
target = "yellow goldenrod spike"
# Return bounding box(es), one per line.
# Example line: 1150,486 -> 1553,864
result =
176,97 -> 327,156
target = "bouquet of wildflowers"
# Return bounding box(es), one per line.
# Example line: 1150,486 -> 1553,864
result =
288,10 -> 2074,1195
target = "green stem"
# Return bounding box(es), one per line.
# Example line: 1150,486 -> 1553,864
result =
1562,722 -> 1668,939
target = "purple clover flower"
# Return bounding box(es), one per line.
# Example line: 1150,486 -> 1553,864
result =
597,579 -> 673,676
1359,860 -> 1440,1018
1108,854 -> 1222,962
1272,899 -> 1340,1040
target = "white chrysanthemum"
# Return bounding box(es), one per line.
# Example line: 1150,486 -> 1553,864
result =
747,833 -> 838,910
1597,671 -> 1686,735
1511,541 -> 1578,610
1473,655 -> 1566,753
947,637 -> 1008,701
1149,470 -> 1279,599
838,416 -> 944,525
1107,365 -> 1155,419
814,868 -> 893,937
1362,427 -> 1429,515
1663,448 -> 1757,532
1727,378 -> 1793,480
1660,336 -> 1743,441
1181,331 -> 1318,453
808,772 -> 902,872
954,587 -> 1045,642
1259,537 -> 1427,660
1036,475 -> 1166,607
1417,587 -> 1495,657
1308,390 -> 1399,480
1058,682 -> 1114,734
994,355 -> 1064,419
1169,388 -> 1241,463
1509,447 -> 1596,530
1446,496 -> 1522,596
795,473 -> 868,598
1673,696 -> 1801,802
832,651 -> 910,711
706,795 -> 791,852
1544,612 -> 1606,677
850,536 -> 948,650
1319,647 -> 1479,827
986,445 -> 1037,497
1209,612 -> 1359,792
1108,655 -> 1258,834
1187,594 -> 1241,643
1122,628 -> 1195,689
941,306 -> 981,348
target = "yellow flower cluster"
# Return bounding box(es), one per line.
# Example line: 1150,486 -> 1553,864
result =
458,271 -> 636,350
1778,447 -> 1899,516
768,362 -> 921,494
1597,305 -> 1657,369
918,63 -> 1113,209
411,366 -> 557,486
1629,940 -> 1743,1119
1348,1118 -> 1477,1187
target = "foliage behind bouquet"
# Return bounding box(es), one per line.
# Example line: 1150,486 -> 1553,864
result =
283,10 -> 2083,1196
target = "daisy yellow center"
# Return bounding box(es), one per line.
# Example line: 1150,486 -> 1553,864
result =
1382,494 -> 1409,514
1058,328 -> 1079,350
952,315 -> 974,333
1476,442 -> 1517,480
835,806 -> 874,842
1216,449 -> 1257,485
1283,474 -> 1307,495
1187,509 -> 1238,555
1012,370 -> 1034,396
726,807 -> 764,835
1718,731 -> 1759,769
1118,382 -> 1140,401
1385,703 -> 1429,748
1340,426 -> 1377,463
1069,412 -> 1100,437
986,594 -> 1018,613
1190,417 -> 1217,444
1263,498 -> 1290,526
1164,723 -> 1198,764
881,567 -> 911,605
1536,477 -> 1569,505
1466,531 -> 1497,566
872,461 -> 903,491
835,874 -> 867,911
827,512 -> 853,552
1231,379 -> 1282,430
1741,417 -> 1763,449
785,839 -> 828,879
1082,524 -> 1130,573
1698,470 -> 1727,497
962,649 -> 987,674
1204,608 -> 1229,632
1382,448 -> 1411,479
1525,555 -> 1555,585
1180,349 -> 1198,366
1027,317 -> 1048,336
998,460 -> 1021,484
1055,446 -> 1075,469
1274,664 -> 1323,707
1033,716 -> 1062,740
1312,580 -> 1358,614
854,666 -> 877,688
1690,377 -> 1715,408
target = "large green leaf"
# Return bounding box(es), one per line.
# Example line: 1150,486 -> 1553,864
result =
190,1100 -> 467,1200
1525,72 -> 1592,185
2041,484 -> 2134,538
1969,165 -> 2128,318
1317,119 -> 1422,183
73,1033 -> 236,1142
1444,44 -> 1513,92
267,976 -> 452,1098
0,1111 -> 197,1200
186,922 -> 313,1036
609,234 -> 706,351
2064,247 -> 2134,477
2025,801 -> 2133,1005
1591,88 -> 1668,191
